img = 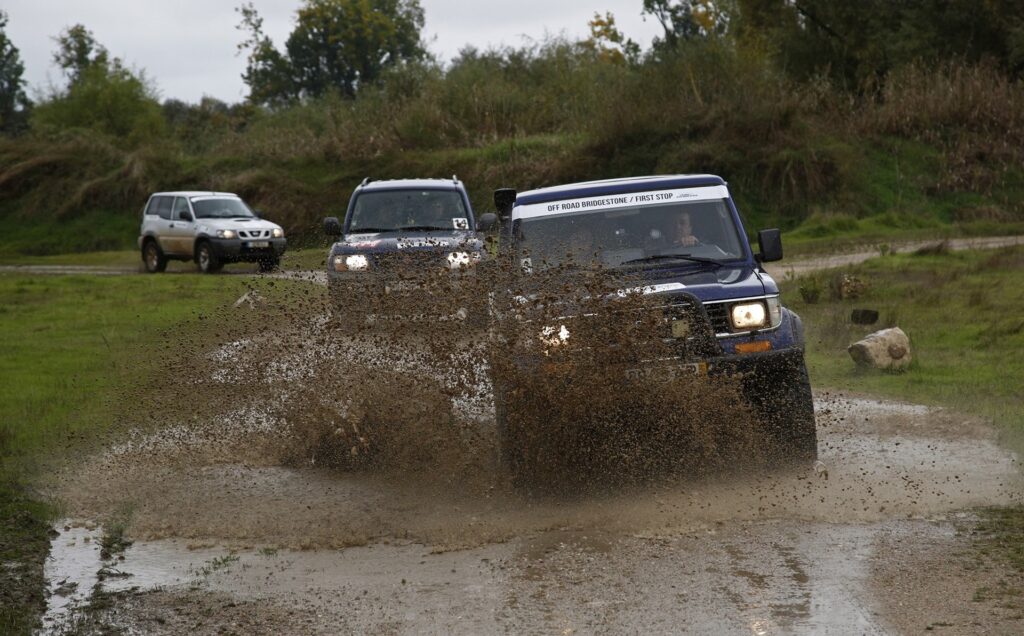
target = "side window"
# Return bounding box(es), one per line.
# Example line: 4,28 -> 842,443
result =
154,196 -> 173,220
172,197 -> 191,221
145,197 -> 161,217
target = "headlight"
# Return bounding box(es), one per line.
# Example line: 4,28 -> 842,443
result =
333,254 -> 370,272
540,324 -> 571,348
446,251 -> 481,270
731,302 -> 767,330
216,229 -> 236,239
272,227 -> 284,238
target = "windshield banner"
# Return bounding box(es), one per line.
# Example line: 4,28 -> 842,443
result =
513,185 -> 730,220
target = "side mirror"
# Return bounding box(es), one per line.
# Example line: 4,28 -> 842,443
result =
493,188 -> 516,220
476,212 -> 498,232
757,228 -> 783,263
179,211 -> 193,222
252,210 -> 262,218
324,216 -> 342,236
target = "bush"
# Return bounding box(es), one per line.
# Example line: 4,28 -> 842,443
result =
31,62 -> 166,144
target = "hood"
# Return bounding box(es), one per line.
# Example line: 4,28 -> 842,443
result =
639,265 -> 768,303
198,218 -> 281,232
331,230 -> 483,255
513,264 -> 769,318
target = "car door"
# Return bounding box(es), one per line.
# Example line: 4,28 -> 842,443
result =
150,196 -> 177,254
166,197 -> 196,256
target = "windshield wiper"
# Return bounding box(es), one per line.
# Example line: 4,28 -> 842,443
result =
622,254 -> 723,268
397,225 -> 452,232
349,227 -> 390,233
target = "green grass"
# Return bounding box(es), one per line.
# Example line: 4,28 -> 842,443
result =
0,250 -> 139,267
0,273 -> 251,634
0,210 -> 138,258
781,245 -> 1024,447
0,274 -> 252,464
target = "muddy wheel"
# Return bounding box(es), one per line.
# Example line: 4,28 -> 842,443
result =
752,359 -> 818,463
196,241 -> 223,274
258,256 -> 279,273
142,240 -> 167,273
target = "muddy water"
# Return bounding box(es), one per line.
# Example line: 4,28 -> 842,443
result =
43,393 -> 1020,633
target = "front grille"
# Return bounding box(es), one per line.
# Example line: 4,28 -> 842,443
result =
650,297 -> 720,358
371,251 -> 448,275
239,230 -> 271,239
704,302 -> 731,335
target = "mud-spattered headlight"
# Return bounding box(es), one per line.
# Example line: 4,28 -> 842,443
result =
333,254 -> 369,272
446,251 -> 481,270
540,324 -> 571,348
730,302 -> 767,330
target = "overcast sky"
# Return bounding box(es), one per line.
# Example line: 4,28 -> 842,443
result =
4,1 -> 663,104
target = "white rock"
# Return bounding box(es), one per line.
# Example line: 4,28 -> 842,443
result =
848,327 -> 912,370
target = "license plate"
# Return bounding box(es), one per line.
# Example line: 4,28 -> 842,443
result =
247,241 -> 270,248
671,319 -> 691,339
625,362 -> 707,381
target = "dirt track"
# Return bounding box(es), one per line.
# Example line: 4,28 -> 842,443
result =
44,388 -> 1023,634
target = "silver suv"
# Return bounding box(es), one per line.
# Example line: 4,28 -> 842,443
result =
138,191 -> 286,273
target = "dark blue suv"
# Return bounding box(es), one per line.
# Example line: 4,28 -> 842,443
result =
323,177 -> 496,325
490,174 -> 816,475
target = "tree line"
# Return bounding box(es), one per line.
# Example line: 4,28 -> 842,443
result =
1,0 -> 1022,139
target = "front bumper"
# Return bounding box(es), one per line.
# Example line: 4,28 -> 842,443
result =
208,237 -> 286,261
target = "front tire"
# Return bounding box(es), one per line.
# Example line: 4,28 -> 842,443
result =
196,241 -> 223,274
142,240 -> 167,273
751,358 -> 818,463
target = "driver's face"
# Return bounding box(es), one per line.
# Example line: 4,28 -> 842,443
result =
676,213 -> 693,238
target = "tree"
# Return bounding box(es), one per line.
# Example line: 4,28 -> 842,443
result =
0,10 -> 31,134
732,0 -> 1024,86
237,0 -> 426,105
643,0 -> 730,49
53,24 -> 110,87
581,12 -> 641,65
33,25 -> 165,141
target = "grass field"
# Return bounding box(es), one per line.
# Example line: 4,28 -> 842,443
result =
781,245 -> 1024,449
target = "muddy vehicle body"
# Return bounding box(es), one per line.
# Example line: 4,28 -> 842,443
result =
324,178 -> 497,326
491,175 -> 816,478
138,191 -> 286,273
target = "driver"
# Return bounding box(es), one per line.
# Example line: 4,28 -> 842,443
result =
423,198 -> 448,226
674,211 -> 700,247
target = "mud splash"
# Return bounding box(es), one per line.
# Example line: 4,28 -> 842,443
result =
53,394 -> 1020,552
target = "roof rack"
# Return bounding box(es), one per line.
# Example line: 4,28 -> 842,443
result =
452,174 -> 458,184
360,177 -> 372,187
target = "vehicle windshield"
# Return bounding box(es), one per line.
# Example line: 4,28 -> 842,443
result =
191,197 -> 256,219
515,198 -> 745,270
349,190 -> 470,233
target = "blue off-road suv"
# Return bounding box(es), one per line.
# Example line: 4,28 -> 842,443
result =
490,175 -> 816,473
323,177 -> 497,325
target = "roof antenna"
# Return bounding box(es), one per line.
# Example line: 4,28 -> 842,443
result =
360,177 -> 371,186
452,174 -> 458,183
